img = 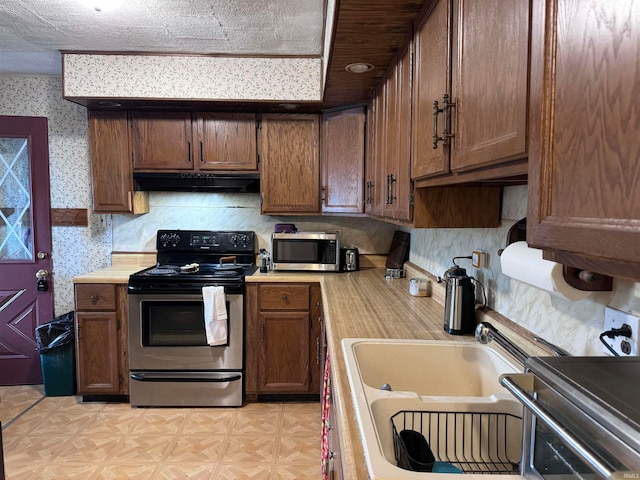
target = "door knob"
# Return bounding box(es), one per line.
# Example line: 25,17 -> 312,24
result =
35,269 -> 49,291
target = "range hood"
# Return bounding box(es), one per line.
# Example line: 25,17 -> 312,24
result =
133,172 -> 260,193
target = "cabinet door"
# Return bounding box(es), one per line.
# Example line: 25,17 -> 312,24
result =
411,0 -> 451,179
528,0 -> 640,277
382,45 -> 413,222
195,112 -> 258,171
450,0 -> 529,171
365,91 -> 386,217
260,114 -> 321,214
382,63 -> 398,220
392,43 -> 413,222
131,112 -> 193,170
258,312 -> 311,393
321,107 -> 365,214
76,312 -> 120,395
88,111 -> 148,214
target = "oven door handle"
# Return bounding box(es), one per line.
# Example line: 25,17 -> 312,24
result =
131,372 -> 242,383
500,374 -> 613,479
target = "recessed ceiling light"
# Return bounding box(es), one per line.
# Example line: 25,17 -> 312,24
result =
345,62 -> 375,74
278,103 -> 300,110
78,0 -> 125,12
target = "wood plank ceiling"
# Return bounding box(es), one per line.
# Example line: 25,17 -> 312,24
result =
322,0 -> 427,110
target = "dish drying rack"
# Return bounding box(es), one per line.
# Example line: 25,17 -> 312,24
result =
391,410 -> 522,474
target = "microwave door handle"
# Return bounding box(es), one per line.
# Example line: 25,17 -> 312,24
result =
500,374 -> 613,479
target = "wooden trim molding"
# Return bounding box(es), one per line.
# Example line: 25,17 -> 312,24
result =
51,208 -> 89,226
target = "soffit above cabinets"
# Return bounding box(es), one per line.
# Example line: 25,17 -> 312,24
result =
1,0 -> 427,111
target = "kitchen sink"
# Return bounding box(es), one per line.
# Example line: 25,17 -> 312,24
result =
341,338 -> 523,479
347,339 -> 520,397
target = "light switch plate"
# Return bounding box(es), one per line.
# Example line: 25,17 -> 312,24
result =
603,306 -> 640,356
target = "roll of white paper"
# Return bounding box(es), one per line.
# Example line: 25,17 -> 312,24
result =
500,241 -> 590,302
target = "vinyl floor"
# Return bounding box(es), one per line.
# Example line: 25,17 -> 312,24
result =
0,386 -> 320,479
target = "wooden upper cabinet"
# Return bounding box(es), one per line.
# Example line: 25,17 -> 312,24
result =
393,43 -> 413,223
411,0 -> 450,179
88,111 -> 148,214
364,99 -> 379,216
380,43 -> 413,223
195,112 -> 258,171
365,88 -> 386,217
411,0 -> 530,182
451,0 -> 530,171
321,107 -> 365,214
131,111 -> 193,170
528,0 -> 640,279
260,114 -> 321,215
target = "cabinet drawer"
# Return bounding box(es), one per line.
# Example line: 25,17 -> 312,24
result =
259,284 -> 310,310
75,284 -> 117,311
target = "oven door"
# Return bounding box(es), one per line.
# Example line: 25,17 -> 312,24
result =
501,373 -> 640,480
128,293 -> 243,371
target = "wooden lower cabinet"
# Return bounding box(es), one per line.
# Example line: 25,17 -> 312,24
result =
74,283 -> 128,396
245,282 -> 322,397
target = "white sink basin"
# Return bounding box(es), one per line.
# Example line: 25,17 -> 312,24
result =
349,339 -> 519,397
342,338 -> 524,479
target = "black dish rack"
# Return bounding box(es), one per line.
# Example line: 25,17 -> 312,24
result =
391,410 -> 522,474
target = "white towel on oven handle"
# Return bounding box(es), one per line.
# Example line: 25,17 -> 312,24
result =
202,286 -> 227,346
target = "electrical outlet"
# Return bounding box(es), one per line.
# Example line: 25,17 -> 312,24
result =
471,250 -> 488,268
603,307 -> 640,356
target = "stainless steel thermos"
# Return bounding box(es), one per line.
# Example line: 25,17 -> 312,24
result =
440,264 -> 478,335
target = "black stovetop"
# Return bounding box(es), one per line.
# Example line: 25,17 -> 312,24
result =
128,229 -> 257,294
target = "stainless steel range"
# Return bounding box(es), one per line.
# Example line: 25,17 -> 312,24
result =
128,229 -> 257,407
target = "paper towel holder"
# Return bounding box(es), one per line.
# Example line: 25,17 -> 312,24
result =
498,218 -> 612,292
562,266 -> 612,292
498,218 -> 527,256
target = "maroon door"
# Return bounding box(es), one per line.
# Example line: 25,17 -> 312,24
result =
0,116 -> 54,385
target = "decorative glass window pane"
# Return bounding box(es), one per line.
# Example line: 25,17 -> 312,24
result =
0,137 -> 33,260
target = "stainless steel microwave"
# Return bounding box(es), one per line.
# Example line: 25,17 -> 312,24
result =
271,232 -> 340,271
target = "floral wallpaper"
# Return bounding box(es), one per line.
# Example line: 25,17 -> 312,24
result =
0,76 -> 112,315
63,54 -> 322,101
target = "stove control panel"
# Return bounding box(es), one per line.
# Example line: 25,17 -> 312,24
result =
156,230 -> 256,253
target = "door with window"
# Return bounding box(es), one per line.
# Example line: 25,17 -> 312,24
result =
0,116 -> 53,385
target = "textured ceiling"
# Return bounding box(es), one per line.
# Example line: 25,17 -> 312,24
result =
0,0 -> 325,75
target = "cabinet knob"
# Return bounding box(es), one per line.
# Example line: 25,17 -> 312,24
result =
282,294 -> 288,302
90,295 -> 98,305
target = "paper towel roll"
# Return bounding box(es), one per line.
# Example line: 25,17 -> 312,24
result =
500,241 -> 591,302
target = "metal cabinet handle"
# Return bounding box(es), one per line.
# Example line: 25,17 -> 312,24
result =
260,323 -> 265,343
199,141 -> 203,162
432,93 -> 456,148
282,294 -> 288,303
432,99 -> 441,149
90,295 -> 98,305
385,174 -> 390,204
187,140 -> 191,162
316,337 -> 321,365
500,374 -> 613,479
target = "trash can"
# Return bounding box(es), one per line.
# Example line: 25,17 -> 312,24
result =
35,311 -> 76,396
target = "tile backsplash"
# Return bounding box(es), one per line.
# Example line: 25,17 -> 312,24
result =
407,185 -> 640,356
112,192 -> 396,254
3,75 -> 639,357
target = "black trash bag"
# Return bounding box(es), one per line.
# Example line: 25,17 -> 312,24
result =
35,311 -> 75,353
